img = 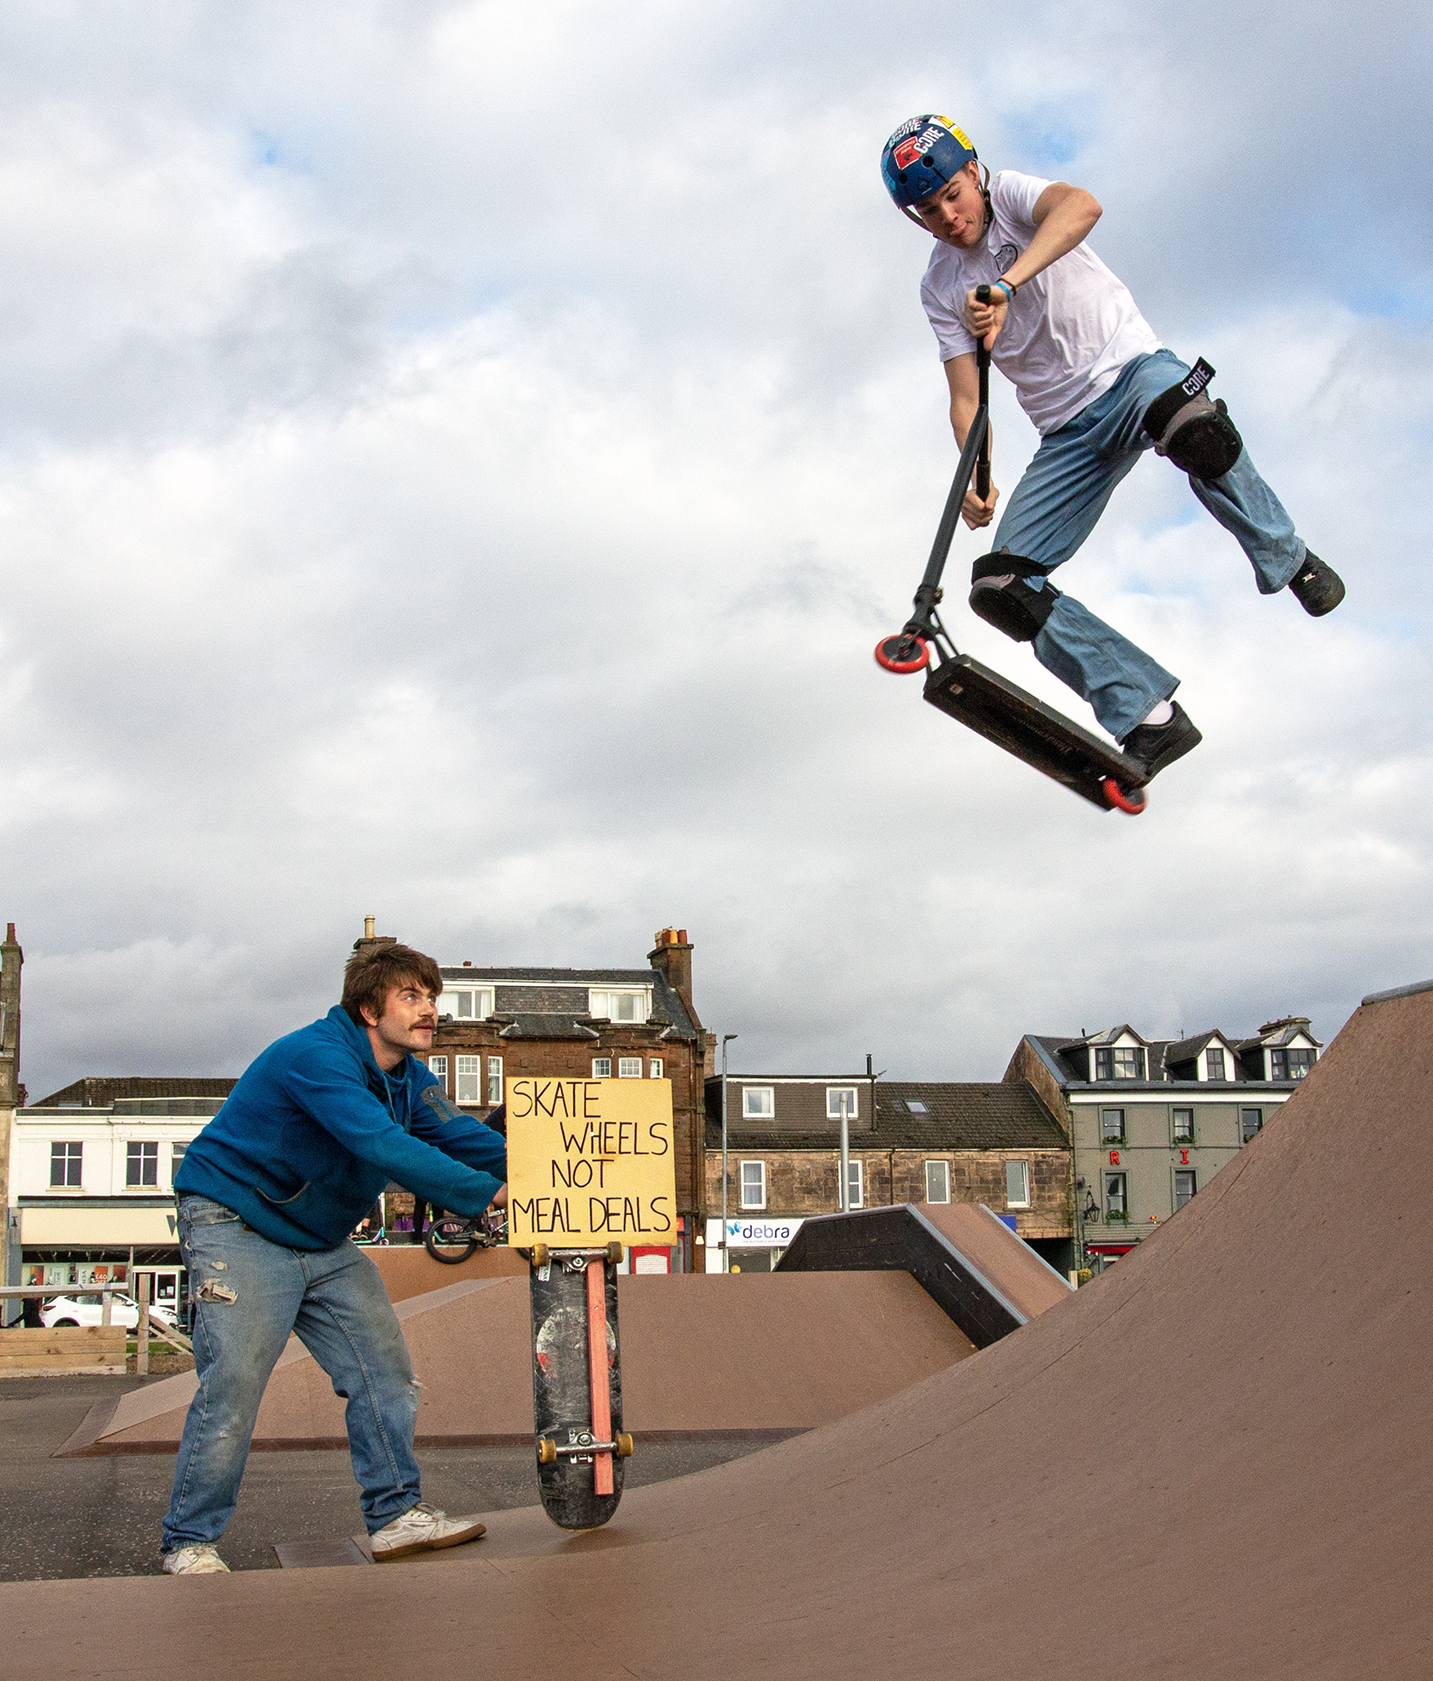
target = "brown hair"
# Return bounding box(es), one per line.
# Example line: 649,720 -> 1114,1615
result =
341,942 -> 444,1027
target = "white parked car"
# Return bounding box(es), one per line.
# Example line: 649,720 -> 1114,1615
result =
40,1294 -> 178,1331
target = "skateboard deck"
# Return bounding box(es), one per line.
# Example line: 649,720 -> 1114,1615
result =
528,1244 -> 630,1530
923,652 -> 1150,811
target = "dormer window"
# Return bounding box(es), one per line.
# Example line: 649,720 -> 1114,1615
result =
1205,1048 -> 1227,1081
440,987 -> 493,1021
1271,1047 -> 1315,1080
588,987 -> 649,1023
1096,1046 -> 1144,1080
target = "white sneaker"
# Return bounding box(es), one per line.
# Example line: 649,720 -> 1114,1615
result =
370,1501 -> 486,1562
163,1544 -> 230,1575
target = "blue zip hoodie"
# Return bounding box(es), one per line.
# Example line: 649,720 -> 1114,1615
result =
174,1006 -> 507,1251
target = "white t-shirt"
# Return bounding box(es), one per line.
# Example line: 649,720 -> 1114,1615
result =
921,170 -> 1162,436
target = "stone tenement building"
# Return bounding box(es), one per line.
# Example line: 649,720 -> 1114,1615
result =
704,1073 -> 1072,1273
353,923 -> 715,1270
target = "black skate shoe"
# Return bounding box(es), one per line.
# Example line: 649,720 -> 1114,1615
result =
1121,701 -> 1203,779
1288,552 -> 1344,616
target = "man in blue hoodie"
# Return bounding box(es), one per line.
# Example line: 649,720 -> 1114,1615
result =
160,941 -> 508,1575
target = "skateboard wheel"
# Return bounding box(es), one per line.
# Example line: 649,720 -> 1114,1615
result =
874,633 -> 929,675
1100,777 -> 1148,815
614,1433 -> 635,1459
532,1243 -> 550,1268
606,1241 -> 624,1266
537,1438 -> 557,1465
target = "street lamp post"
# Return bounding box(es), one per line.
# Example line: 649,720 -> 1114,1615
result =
836,1087 -> 853,1213
721,1034 -> 738,1273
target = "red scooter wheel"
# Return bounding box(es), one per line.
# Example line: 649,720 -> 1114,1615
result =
874,634 -> 930,674
1101,778 -> 1148,815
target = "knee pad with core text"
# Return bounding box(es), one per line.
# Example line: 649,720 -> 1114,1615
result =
1143,357 -> 1243,480
968,553 -> 1062,642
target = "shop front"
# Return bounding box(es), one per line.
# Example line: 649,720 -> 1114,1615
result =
17,1196 -> 186,1313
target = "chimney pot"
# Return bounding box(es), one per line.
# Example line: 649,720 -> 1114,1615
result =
364,916 -> 376,939
463,960 -> 472,967
5,923 -> 13,942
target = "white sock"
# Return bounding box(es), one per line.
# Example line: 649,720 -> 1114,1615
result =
1140,700 -> 1175,728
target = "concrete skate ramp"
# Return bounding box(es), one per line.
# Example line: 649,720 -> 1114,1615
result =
62,1271 -> 973,1454
9,984 -> 1433,1680
778,1199 -> 1071,1343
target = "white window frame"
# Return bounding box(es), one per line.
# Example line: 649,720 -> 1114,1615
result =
1172,1106 -> 1194,1142
1005,1159 -> 1031,1209
486,1056 -> 503,1105
440,987 -> 493,1022
592,1057 -> 612,1079
742,1086 -> 774,1120
924,1160 -> 950,1204
171,1142 -> 187,1172
618,1057 -> 642,1079
428,1055 -> 449,1086
845,1158 -> 864,1209
1100,1108 -> 1124,1142
455,1055 -> 482,1104
826,1086 -> 859,1120
50,1141 -> 82,1189
739,1159 -> 766,1210
587,987 -> 650,1024
125,1140 -> 159,1189
648,1058 -> 663,1079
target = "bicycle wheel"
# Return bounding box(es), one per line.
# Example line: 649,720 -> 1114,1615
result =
424,1218 -> 479,1264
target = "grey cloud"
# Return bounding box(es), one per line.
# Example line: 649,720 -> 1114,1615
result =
0,0 -> 1428,1100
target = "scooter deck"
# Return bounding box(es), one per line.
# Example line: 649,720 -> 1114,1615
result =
923,653 -> 1148,810
529,1251 -> 625,1530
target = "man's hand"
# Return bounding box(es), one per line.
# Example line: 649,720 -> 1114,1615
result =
962,480 -> 999,530
963,285 -> 1008,349
489,1183 -> 508,1210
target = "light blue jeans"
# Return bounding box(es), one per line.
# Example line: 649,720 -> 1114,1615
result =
990,349 -> 1306,740
161,1196 -> 421,1551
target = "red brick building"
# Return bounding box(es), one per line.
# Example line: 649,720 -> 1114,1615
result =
357,924 -> 715,1269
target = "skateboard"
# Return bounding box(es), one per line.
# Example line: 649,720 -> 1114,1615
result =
527,1241 -> 634,1530
874,287 -> 1149,815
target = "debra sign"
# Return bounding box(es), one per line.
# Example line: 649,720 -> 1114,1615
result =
707,1217 -> 805,1249
505,1077 -> 677,1246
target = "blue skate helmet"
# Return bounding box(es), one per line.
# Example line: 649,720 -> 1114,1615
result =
881,115 -> 979,225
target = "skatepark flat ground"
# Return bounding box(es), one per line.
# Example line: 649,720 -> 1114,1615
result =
0,1373 -> 766,1580
4,982 -> 1430,1679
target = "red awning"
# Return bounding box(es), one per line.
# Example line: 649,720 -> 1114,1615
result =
1086,1242 -> 1136,1255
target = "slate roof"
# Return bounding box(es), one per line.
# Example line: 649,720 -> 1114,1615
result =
1161,1030 -> 1233,1065
29,1075 -> 239,1109
437,966 -> 698,1041
1025,1022 -> 1320,1086
705,1081 -> 1066,1152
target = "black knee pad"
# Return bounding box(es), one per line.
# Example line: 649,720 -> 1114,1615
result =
968,553 -> 1062,642
1143,356 -> 1243,480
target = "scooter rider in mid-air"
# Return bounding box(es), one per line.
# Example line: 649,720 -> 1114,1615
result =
881,115 -> 1344,777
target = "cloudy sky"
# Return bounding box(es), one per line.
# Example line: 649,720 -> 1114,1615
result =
2,0 -> 1429,1100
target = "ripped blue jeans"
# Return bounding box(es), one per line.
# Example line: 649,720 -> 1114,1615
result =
161,1196 -> 421,1552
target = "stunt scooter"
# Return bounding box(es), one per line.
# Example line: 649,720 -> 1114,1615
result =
874,285 -> 1150,815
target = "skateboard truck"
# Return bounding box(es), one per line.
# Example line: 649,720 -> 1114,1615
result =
874,286 -> 1149,815
537,1430 -> 636,1464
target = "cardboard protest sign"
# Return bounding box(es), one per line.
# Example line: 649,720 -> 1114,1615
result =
505,1077 -> 676,1246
